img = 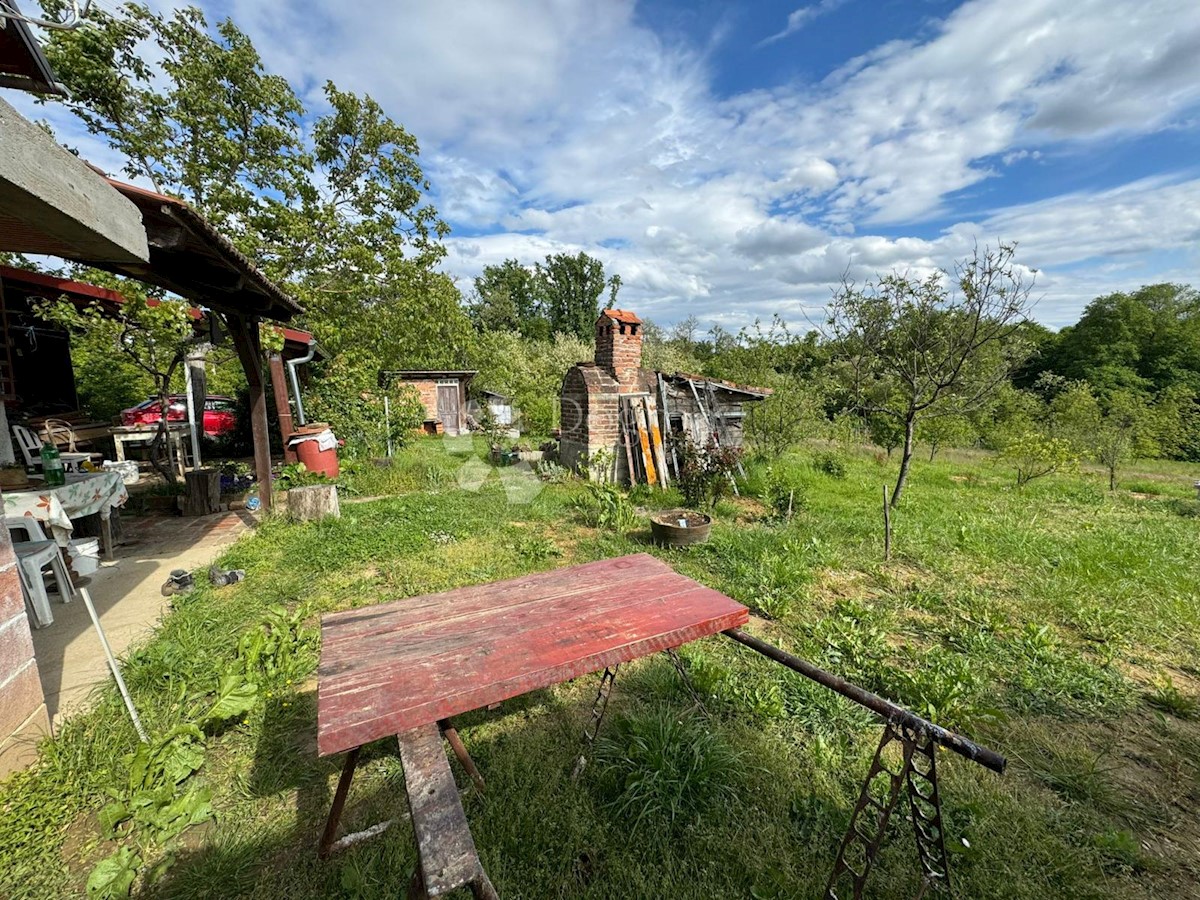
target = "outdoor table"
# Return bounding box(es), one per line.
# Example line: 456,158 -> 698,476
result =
3,471 -> 128,559
316,552 -> 749,895
110,423 -> 190,477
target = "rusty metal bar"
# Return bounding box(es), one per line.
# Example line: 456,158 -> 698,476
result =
723,628 -> 1006,774
318,745 -> 361,858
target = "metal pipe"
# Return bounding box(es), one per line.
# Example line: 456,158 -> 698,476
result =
81,589 -> 148,743
286,340 -> 316,427
723,628 -> 1006,774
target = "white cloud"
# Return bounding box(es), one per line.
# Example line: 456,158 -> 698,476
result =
757,0 -> 852,47
11,0 -> 1200,333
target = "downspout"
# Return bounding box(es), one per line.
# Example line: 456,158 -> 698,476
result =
286,340 -> 316,427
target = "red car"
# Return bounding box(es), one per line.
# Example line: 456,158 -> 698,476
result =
120,395 -> 238,437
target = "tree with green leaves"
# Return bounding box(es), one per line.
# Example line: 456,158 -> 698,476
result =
828,243 -> 1035,506
34,281 -> 194,483
469,260 -> 546,338
534,251 -> 620,340
39,4 -> 466,440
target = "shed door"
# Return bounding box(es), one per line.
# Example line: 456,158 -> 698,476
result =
436,382 -> 461,435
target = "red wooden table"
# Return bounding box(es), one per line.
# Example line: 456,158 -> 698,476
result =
315,553 -> 748,895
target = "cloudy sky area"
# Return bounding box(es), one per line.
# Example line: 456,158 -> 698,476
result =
18,0 -> 1200,329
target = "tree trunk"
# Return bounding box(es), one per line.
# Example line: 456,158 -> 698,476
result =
929,442 -> 938,462
287,483 -> 340,522
183,468 -> 220,517
1109,466 -> 1117,492
891,417 -> 916,508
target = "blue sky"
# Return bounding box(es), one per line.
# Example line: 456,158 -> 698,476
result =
15,0 -> 1200,329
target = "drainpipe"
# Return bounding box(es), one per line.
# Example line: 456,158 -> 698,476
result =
287,340 -> 316,427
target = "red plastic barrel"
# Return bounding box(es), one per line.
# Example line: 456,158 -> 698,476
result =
289,425 -> 339,479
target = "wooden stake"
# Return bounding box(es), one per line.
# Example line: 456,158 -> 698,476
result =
883,484 -> 892,561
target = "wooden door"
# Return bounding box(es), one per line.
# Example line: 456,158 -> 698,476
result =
437,382 -> 461,435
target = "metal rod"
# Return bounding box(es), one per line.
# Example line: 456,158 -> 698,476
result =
439,719 -> 485,794
723,628 -> 1006,774
80,589 -> 147,743
319,746 -> 361,858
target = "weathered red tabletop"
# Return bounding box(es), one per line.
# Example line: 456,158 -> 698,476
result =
317,552 -> 748,756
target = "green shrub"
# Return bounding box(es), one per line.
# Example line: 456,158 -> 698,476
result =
813,451 -> 847,479
672,436 -> 743,508
577,481 -> 638,532
763,466 -> 806,520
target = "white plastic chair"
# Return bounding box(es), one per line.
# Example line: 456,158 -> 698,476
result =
6,516 -> 75,628
12,424 -> 91,474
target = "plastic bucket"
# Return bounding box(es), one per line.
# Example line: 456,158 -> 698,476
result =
67,538 -> 101,577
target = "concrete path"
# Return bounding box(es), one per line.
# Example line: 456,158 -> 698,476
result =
30,510 -> 256,729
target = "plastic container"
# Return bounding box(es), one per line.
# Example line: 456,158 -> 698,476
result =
287,425 -> 340,479
102,460 -> 141,486
67,537 -> 101,578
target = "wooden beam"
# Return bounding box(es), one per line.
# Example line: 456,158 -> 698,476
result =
227,312 -> 273,512
0,98 -> 148,264
268,351 -> 296,463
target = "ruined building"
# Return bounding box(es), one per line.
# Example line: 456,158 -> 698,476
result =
559,309 -> 770,483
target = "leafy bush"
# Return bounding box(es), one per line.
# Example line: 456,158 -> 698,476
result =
813,451 -> 847,479
578,481 -> 638,532
1000,431 -> 1079,487
672,436 -> 743,508
762,466 -> 806,520
307,356 -> 424,457
595,707 -> 743,832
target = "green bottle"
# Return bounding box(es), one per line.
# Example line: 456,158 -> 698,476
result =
40,442 -> 66,487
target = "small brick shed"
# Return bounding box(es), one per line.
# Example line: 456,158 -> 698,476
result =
385,370 -> 475,436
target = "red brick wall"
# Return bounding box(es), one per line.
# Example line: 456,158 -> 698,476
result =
595,317 -> 643,393
0,508 -> 50,777
403,379 -> 467,432
408,379 -> 439,420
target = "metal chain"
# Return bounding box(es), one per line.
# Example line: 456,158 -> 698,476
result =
571,665 -> 619,780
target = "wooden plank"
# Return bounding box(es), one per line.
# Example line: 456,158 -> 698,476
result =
397,723 -> 489,897
323,554 -> 666,643
644,396 -> 669,487
619,398 -> 638,485
318,554 -> 748,756
631,400 -> 657,485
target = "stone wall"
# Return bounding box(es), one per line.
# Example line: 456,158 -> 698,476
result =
0,508 -> 50,777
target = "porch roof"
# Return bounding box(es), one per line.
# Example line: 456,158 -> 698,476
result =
89,178 -> 303,323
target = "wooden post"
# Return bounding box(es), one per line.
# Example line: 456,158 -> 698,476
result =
183,468 -> 220,517
268,351 -> 297,463
227,313 -> 272,512
883,484 -> 892,561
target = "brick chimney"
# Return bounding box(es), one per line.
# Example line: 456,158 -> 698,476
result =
595,309 -> 642,392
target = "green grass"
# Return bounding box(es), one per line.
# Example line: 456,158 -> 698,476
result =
2,439 -> 1199,898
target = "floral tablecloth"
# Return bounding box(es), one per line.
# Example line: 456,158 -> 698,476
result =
3,471 -> 128,546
